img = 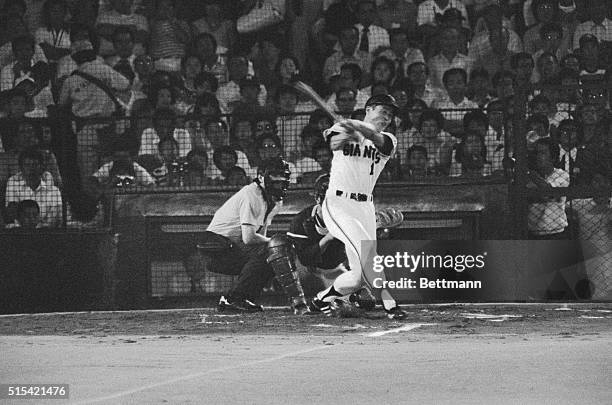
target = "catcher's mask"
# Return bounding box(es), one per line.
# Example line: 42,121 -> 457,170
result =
258,157 -> 291,200
313,173 -> 330,205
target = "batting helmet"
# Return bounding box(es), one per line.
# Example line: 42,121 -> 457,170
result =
365,94 -> 399,115
313,173 -> 330,204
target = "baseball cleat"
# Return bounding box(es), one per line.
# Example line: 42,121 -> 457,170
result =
293,302 -> 311,315
309,297 -> 333,316
385,306 -> 407,320
217,296 -> 263,312
242,298 -> 264,312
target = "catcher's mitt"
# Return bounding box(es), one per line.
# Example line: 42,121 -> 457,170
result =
375,207 -> 404,229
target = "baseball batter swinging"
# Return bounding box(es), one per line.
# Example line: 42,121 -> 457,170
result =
310,94 -> 407,319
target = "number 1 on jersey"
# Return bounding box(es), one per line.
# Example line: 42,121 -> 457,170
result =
370,162 -> 374,175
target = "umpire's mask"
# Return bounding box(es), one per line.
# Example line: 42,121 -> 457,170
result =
258,157 -> 291,201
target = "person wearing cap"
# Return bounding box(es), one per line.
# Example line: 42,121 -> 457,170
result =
572,0 -> 612,50
58,38 -> 130,185
309,94 -> 407,319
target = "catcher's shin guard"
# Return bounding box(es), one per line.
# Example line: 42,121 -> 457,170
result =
266,234 -> 308,312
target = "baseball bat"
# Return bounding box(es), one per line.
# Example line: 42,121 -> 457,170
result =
292,80 -> 342,122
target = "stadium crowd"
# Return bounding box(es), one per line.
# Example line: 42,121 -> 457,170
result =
0,0 -> 610,233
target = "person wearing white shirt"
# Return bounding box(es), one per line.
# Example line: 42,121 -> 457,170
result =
0,36 -> 39,91
417,0 -> 469,28
432,68 -> 478,125
323,26 -> 372,84
376,28 -> 424,81
527,137 -> 570,237
138,113 -> 192,159
572,0 -> 612,49
35,0 -> 71,63
354,0 -> 390,54
5,148 -> 63,228
428,26 -> 472,89
216,56 -> 266,114
406,61 -> 445,107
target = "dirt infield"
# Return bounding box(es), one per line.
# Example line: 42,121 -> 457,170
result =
1,304 -> 611,404
1,303 -> 611,337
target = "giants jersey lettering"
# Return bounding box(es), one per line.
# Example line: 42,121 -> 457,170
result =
325,125 -> 397,195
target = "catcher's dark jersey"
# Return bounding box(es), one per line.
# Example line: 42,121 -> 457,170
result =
289,204 -> 347,270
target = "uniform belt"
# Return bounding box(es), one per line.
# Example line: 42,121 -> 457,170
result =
335,189 -> 372,202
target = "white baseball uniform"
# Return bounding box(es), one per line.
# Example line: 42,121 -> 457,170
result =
321,122 -> 397,295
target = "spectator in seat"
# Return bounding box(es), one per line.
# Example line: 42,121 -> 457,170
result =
433,68 -> 478,130
468,5 -> 522,77
403,145 -> 429,177
210,145 -> 240,184
95,0 -> 149,57
353,0 -> 390,55
376,28 -> 424,83
193,32 -> 228,87
414,108 -> 453,175
0,12 -> 47,69
326,63 -> 369,110
294,125 -> 325,175
231,77 -> 266,117
396,97 -> 427,166
216,55 -> 267,114
191,0 -> 235,55
299,140 -> 333,184
93,137 -> 155,188
6,199 -> 42,229
428,26 -> 472,90
35,0 -> 71,65
554,118 -> 580,182
1,35 -> 37,92
205,117 -> 254,178
274,85 -> 309,158
58,38 -> 130,185
230,117 -> 258,167
453,131 -> 490,178
467,68 -> 491,108
105,27 -> 138,84
322,25 -> 372,85
523,0 -> 571,56
572,0 -> 612,51
534,51 -> 559,85
335,87 -> 358,118
149,0 -> 191,72
184,147 -> 212,186
139,108 -> 191,159
406,61 -> 444,107
377,0 -> 417,34
417,0 -> 469,30
527,137 -> 569,239
5,147 -> 62,228
510,52 -> 535,90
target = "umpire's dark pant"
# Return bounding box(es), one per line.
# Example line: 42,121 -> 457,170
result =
211,241 -> 274,300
